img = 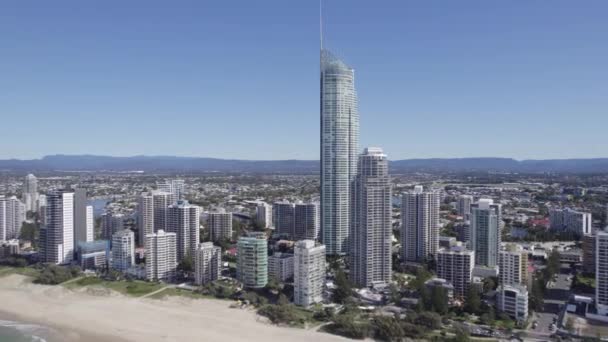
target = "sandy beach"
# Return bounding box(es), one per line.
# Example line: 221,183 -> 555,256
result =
0,274 -> 348,342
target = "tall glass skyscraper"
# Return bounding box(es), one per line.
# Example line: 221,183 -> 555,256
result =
320,49 -> 359,255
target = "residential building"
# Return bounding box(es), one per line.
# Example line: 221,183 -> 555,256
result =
320,48 -> 359,256
549,208 -> 592,235
102,211 -> 124,240
208,209 -> 232,242
597,231 -> 608,315
425,278 -> 455,300
145,230 -> 177,281
294,240 -> 326,307
294,202 -> 319,241
350,147 -> 392,287
167,200 -> 200,261
0,196 -> 25,240
157,179 -> 185,200
582,233 -> 596,274
268,252 -> 294,282
40,190 -> 74,264
457,195 -> 473,220
436,246 -> 475,298
256,202 -> 273,229
23,173 -> 38,212
236,232 -> 268,288
273,200 -> 295,239
194,242 -> 221,285
73,188 -> 93,244
137,190 -> 176,246
0,240 -> 20,258
497,284 -> 529,322
401,185 -> 440,263
498,244 -> 528,287
77,240 -> 109,270
471,199 -> 501,267
111,229 -> 136,272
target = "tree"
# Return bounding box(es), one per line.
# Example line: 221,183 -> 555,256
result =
415,311 -> 442,330
453,326 -> 471,342
430,286 -> 449,314
529,277 -> 545,312
19,222 -> 38,245
373,316 -> 405,341
177,251 -> 194,273
483,277 -> 497,292
464,287 -> 481,314
333,269 -> 352,304
565,317 -> 575,333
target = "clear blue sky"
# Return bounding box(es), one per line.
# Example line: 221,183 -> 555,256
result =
1,0 -> 607,160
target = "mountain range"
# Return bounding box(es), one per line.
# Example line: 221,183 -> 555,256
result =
0,155 -> 607,173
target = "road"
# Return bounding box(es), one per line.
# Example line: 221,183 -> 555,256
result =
524,271 -> 571,340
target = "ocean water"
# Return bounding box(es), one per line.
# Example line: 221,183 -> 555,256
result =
0,320 -> 51,342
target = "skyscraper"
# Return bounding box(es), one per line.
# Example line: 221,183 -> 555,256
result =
208,209 -> 232,242
74,188 -> 93,244
350,147 -> 392,287
320,48 -> 359,255
157,179 -> 186,200
167,200 -> 200,261
294,240 -> 326,307
457,195 -> 473,221
256,202 -> 273,229
596,231 -> 608,315
294,202 -> 320,241
111,229 -> 135,272
194,242 -> 221,285
23,173 -> 38,212
137,190 -> 176,246
498,244 -> 528,287
401,186 -> 440,263
273,200 -> 295,239
145,230 -> 177,281
470,199 -> 501,267
40,190 -> 74,264
236,232 -> 268,288
102,211 -> 125,240
0,196 -> 25,241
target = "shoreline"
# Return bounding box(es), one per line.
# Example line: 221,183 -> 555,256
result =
0,274 -> 347,342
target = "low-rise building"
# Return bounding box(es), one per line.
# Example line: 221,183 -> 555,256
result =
497,284 -> 529,322
76,240 -> 109,270
268,252 -> 294,282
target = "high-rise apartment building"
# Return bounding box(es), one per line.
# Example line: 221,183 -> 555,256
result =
582,233 -> 596,274
457,195 -> 473,220
157,179 -> 185,200
23,173 -> 38,212
74,188 -> 94,244
194,242 -> 221,285
102,211 -> 124,240
498,244 -> 528,287
256,202 -> 273,229
208,209 -> 232,242
145,230 -> 177,281
549,208 -> 592,235
273,201 -> 295,239
236,232 -> 268,288
0,196 -> 25,241
596,231 -> 608,315
436,246 -> 475,298
167,200 -> 200,261
350,147 -> 392,287
295,202 -> 319,241
268,252 -> 294,282
294,240 -> 326,307
471,199 -> 501,267
111,229 -> 135,272
401,186 -> 440,263
320,49 -> 359,256
137,190 -> 176,246
40,190 -> 74,264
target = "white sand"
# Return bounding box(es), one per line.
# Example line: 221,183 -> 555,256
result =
0,275 -> 348,342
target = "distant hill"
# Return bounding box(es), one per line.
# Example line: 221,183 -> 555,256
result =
1,155 -> 607,173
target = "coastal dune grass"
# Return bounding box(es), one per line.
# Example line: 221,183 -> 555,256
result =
63,277 -> 164,297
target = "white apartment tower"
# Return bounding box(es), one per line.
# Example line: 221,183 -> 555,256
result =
294,240 -> 326,306
23,173 -> 38,212
194,242 -> 221,285
498,244 -> 528,287
0,196 -> 25,241
320,49 -> 359,256
145,230 -> 177,281
436,246 -> 475,298
40,190 -> 74,264
137,190 -> 176,246
256,202 -> 273,229
401,186 -> 440,263
549,208 -> 592,235
471,199 -> 501,267
167,200 -> 201,261
74,188 -> 94,244
457,195 -> 474,221
111,229 -> 135,272
596,231 -> 608,315
208,209 -> 232,242
157,179 -> 185,200
350,147 -> 392,287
